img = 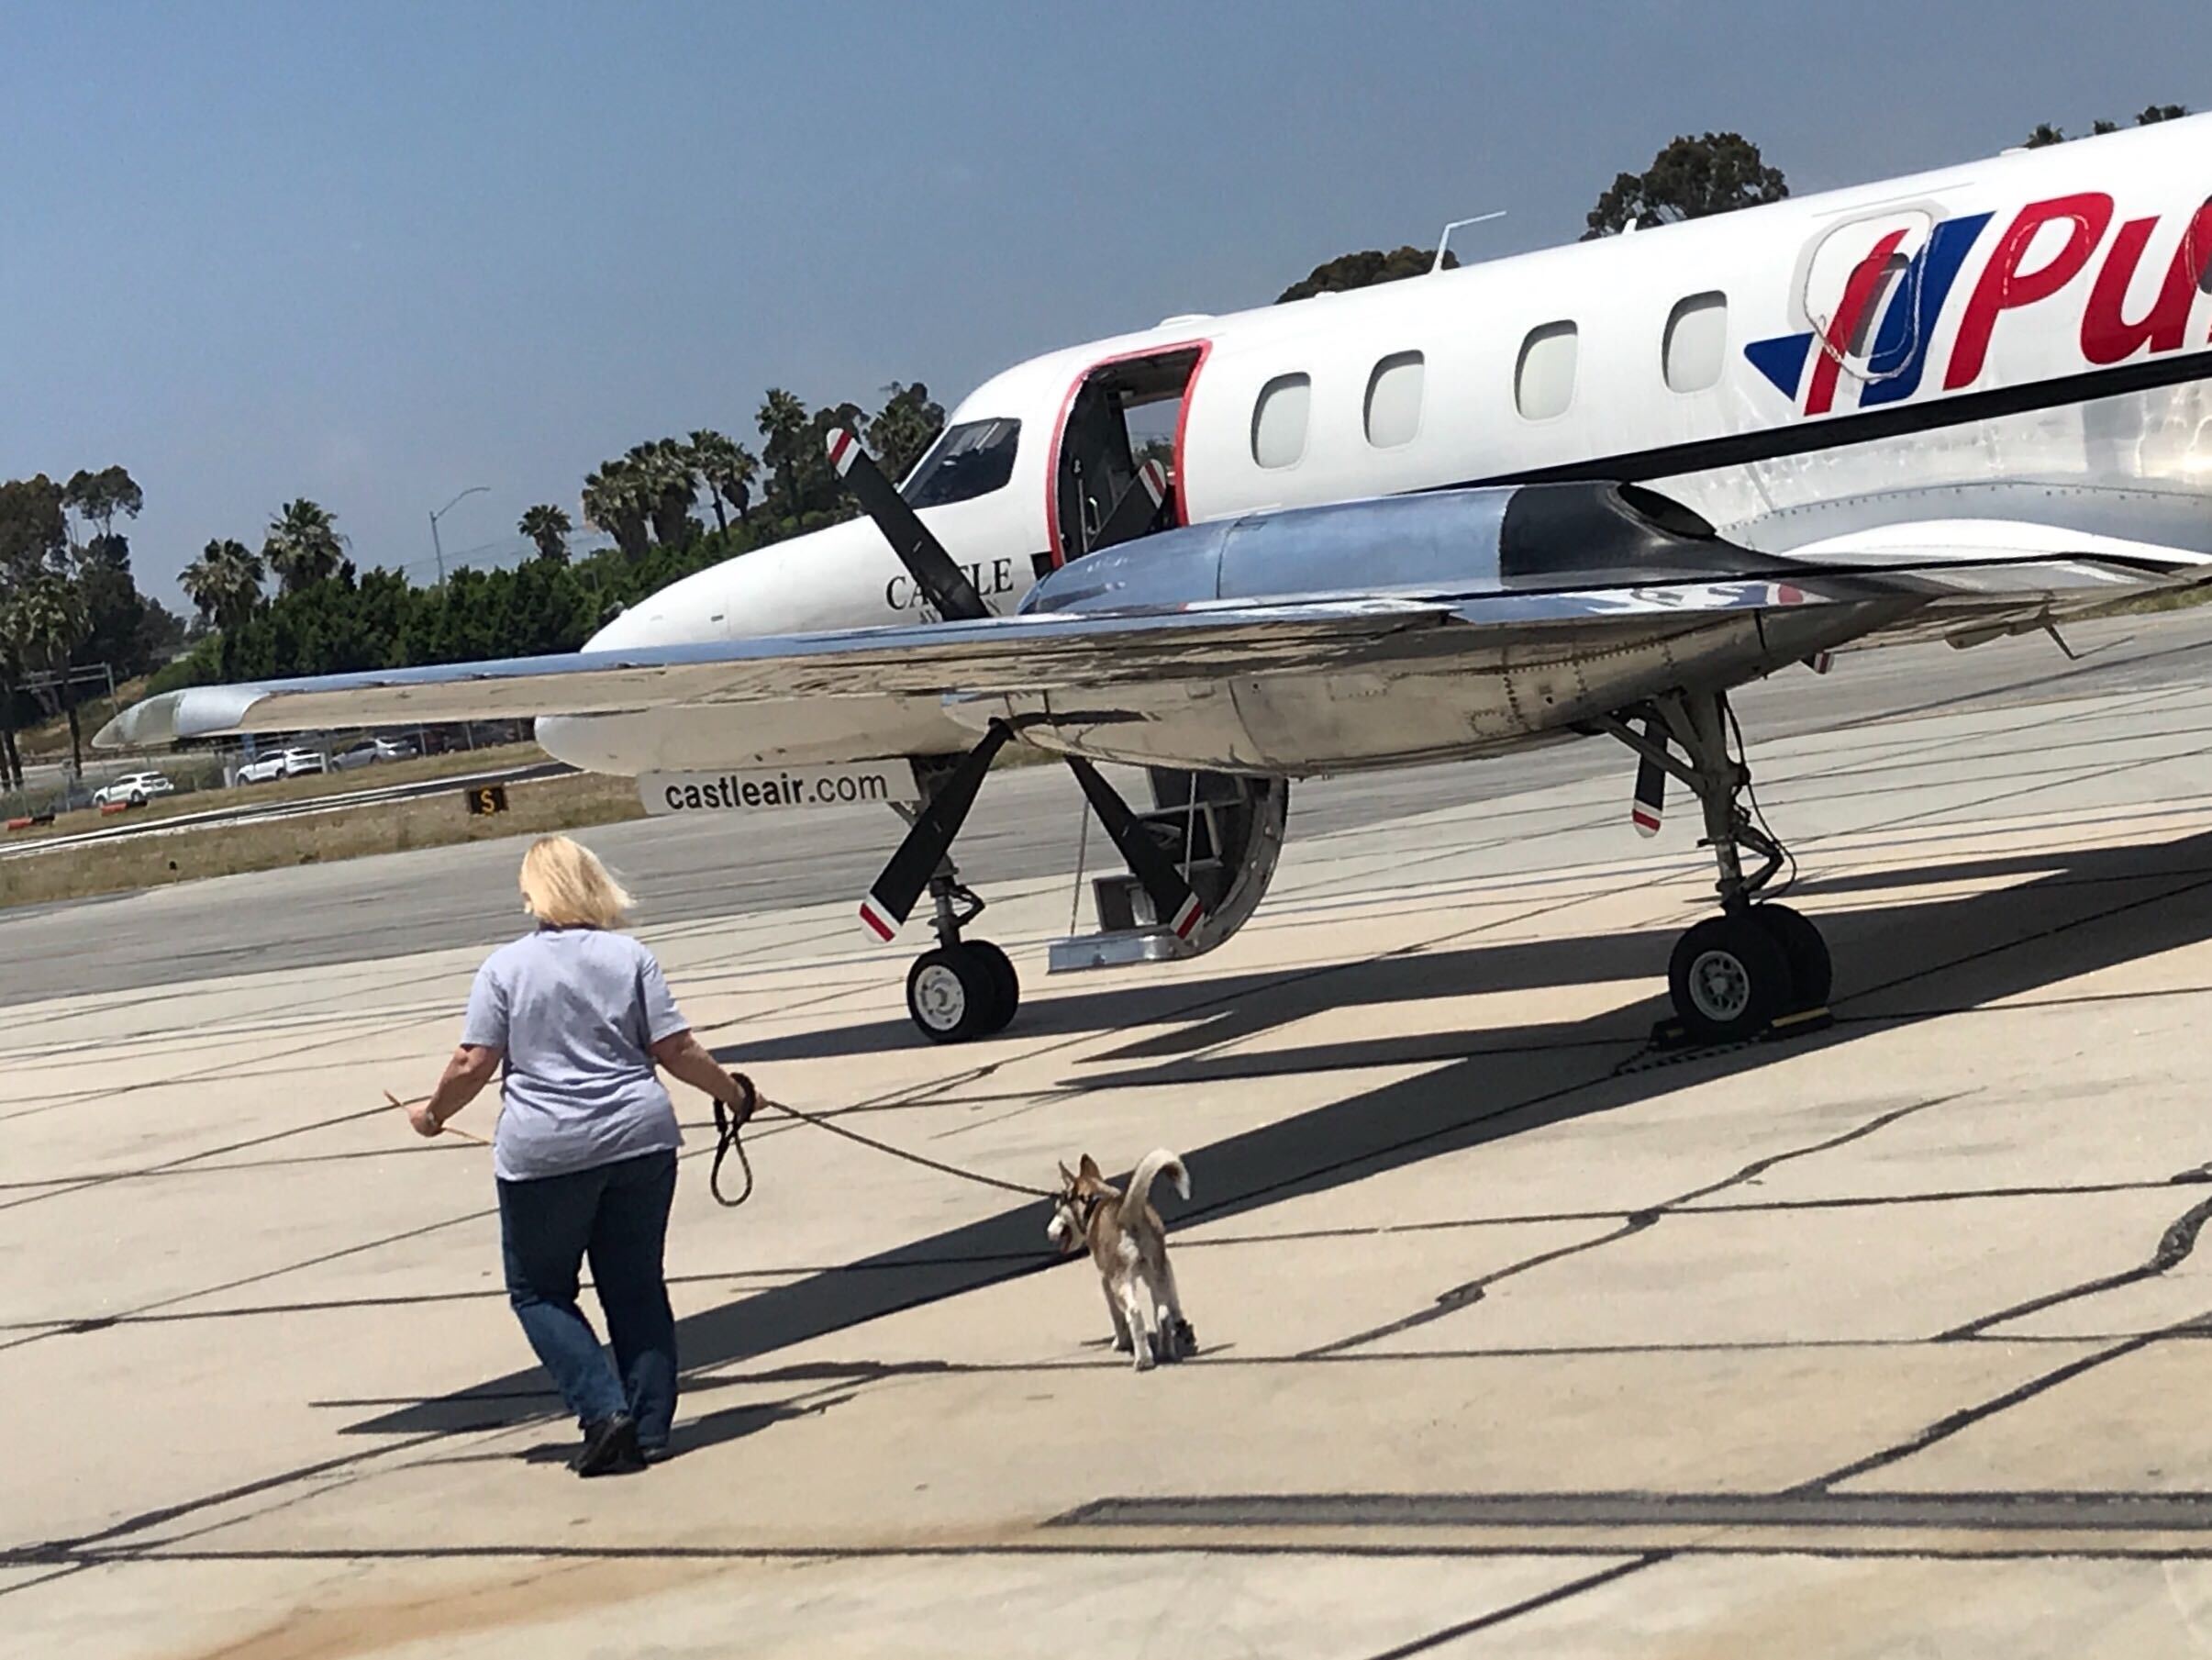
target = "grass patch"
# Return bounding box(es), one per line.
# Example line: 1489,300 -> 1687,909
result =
14,676 -> 152,760
2090,581 -> 2212,618
0,770 -> 646,909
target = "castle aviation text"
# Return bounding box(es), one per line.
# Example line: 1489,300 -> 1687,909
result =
639,763 -> 919,816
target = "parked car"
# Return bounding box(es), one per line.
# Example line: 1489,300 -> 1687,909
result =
90,771 -> 175,808
235,748 -> 327,785
328,736 -> 418,771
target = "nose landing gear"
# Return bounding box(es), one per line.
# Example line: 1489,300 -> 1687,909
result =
1603,688 -> 1830,1046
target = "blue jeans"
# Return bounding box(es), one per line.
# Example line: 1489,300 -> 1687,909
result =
498,1149 -> 679,1449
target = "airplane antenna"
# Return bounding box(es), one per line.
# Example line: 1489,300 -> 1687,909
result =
1432,211 -> 1506,272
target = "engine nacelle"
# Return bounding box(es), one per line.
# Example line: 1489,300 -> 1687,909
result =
1021,482 -> 1773,618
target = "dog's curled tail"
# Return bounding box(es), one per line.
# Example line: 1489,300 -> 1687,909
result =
1123,1148 -> 1190,1216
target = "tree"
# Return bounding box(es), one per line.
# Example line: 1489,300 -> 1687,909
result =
865,383 -> 947,481
181,538 -> 266,677
61,466 -> 143,549
1583,132 -> 1788,239
686,429 -> 759,531
757,387 -> 811,521
263,499 -> 346,596
1277,245 -> 1454,304
627,439 -> 700,547
581,461 -> 651,560
2025,105 -> 2188,147
0,475 -> 68,578
3,570 -> 90,775
518,504 -> 572,563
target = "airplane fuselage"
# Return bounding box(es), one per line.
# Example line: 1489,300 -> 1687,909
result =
541,117 -> 2212,776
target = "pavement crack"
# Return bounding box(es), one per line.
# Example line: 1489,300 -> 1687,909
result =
1939,1195 -> 2212,1342
1305,1093 -> 1961,1357
1355,1554 -> 1668,1659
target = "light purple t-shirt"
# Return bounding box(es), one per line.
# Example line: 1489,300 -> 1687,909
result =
462,926 -> 688,1181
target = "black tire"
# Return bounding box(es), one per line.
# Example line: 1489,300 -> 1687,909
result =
906,945 -> 998,1043
1752,904 -> 1832,1010
963,940 -> 1019,1034
1668,913 -> 1795,1044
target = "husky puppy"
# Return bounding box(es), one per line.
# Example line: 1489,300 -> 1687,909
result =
1047,1151 -> 1195,1370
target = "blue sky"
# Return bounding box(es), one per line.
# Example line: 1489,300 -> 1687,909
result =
1,1 -> 2204,605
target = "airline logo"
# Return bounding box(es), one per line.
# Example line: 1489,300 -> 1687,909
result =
1746,194 -> 2212,416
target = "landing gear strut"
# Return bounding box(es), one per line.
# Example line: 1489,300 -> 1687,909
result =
900,835 -> 1020,1045
1602,689 -> 1831,1044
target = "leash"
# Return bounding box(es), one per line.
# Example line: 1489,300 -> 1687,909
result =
709,1088 -> 1052,1209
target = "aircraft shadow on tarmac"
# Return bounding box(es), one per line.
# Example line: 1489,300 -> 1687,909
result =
349,828 -> 2212,1441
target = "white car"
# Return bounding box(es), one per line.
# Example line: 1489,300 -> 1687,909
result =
235,748 -> 327,785
328,736 -> 418,771
90,771 -> 175,808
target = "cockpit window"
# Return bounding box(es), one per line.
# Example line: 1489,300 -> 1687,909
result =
901,418 -> 1020,508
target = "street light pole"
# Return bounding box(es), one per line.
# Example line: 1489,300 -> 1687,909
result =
428,485 -> 490,585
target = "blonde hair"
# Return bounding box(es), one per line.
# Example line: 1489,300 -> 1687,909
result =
518,835 -> 633,929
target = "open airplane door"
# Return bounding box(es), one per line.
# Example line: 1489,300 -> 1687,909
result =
1038,339 -> 1294,970
1048,341 -> 1206,566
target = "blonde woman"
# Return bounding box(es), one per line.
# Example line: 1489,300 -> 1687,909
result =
407,835 -> 758,1476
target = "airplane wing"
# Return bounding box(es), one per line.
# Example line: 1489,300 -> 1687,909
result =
98,529 -> 2212,749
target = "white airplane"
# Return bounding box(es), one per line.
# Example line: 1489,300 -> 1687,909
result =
106,116 -> 2212,1044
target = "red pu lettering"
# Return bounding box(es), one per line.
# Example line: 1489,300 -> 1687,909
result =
1946,193 -> 2115,390
2082,202 -> 2212,365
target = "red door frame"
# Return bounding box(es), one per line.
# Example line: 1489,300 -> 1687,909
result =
1041,339 -> 1212,571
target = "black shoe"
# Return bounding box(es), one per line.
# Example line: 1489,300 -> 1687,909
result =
639,1442 -> 673,1465
570,1413 -> 644,1476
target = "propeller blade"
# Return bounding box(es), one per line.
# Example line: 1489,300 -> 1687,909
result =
859,723 -> 1013,940
1066,758 -> 1207,941
827,429 -> 990,623
1631,718 -> 1666,839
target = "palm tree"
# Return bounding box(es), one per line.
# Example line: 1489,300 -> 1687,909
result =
757,388 -> 810,521
181,538 -> 266,677
3,570 -> 89,776
626,440 -> 700,547
687,429 -> 758,531
518,504 -> 572,563
263,499 -> 346,596
581,462 -> 650,560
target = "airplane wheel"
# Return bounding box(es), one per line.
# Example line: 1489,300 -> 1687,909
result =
1752,904 -> 1831,1009
906,945 -> 999,1043
962,940 -> 1020,1033
1668,913 -> 1795,1045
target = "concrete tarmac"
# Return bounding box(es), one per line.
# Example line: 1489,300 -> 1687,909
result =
12,621 -> 2212,1652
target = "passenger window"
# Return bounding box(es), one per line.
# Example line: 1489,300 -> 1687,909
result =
1251,373 -> 1311,469
1363,351 -> 1425,448
1515,322 -> 1579,421
1662,293 -> 1728,393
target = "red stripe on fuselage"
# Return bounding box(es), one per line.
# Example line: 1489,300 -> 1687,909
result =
1806,228 -> 1912,418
